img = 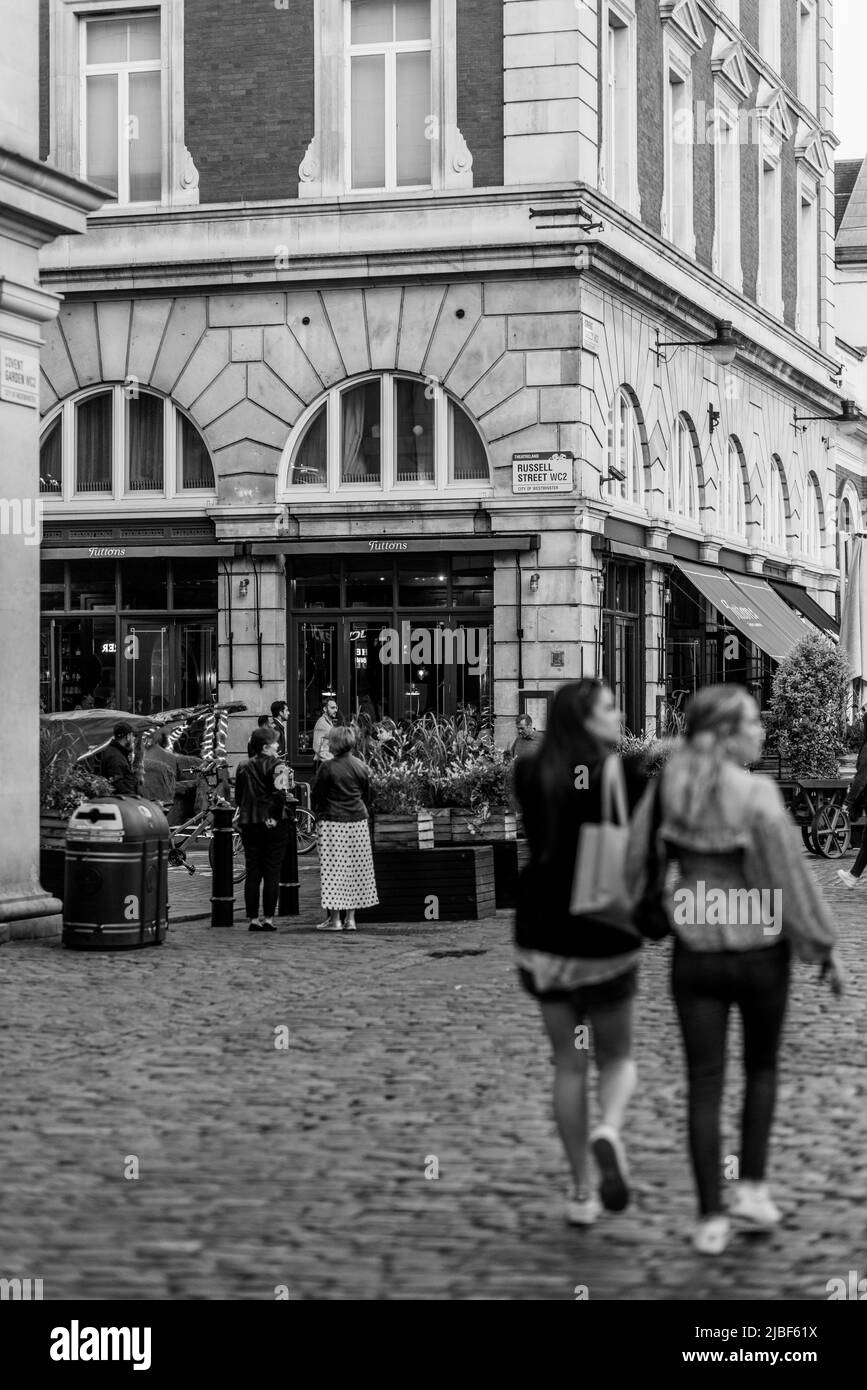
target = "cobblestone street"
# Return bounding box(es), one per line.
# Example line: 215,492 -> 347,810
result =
1,852 -> 865,1302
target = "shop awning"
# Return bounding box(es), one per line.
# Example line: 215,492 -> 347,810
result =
40,543 -> 235,559
769,580 -> 839,636
251,534 -> 541,556
674,562 -> 795,662
728,573 -> 820,653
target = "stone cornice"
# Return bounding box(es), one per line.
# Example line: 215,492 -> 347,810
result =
0,148 -> 106,245
0,276 -> 61,324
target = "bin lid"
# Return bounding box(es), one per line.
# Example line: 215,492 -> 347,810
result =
67,797 -> 170,842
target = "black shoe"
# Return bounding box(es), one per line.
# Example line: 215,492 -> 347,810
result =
249,920 -> 277,932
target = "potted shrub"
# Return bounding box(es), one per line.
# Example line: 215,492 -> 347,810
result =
444,751 -> 516,843
768,633 -> 850,779
40,726 -> 112,896
368,763 -> 433,849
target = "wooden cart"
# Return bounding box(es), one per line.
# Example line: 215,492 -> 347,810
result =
778,778 -> 851,858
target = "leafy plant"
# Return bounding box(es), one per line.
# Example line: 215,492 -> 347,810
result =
40,726 -> 112,818
368,762 -> 424,814
619,729 -> 677,778
768,633 -> 850,778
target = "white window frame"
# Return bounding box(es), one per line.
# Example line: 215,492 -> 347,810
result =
712,92 -> 742,291
798,0 -> 818,115
758,0 -> 781,75
803,474 -> 822,560
837,483 -> 860,577
300,0 -> 471,198
80,12 -> 162,207
344,0 -> 433,194
764,456 -> 787,551
796,171 -> 820,345
48,0 -> 198,209
662,30 -> 695,256
606,387 -> 644,508
39,386 -> 216,511
758,140 -> 783,319
601,0 -> 639,217
721,437 -> 747,538
280,373 -> 492,500
665,415 -> 700,523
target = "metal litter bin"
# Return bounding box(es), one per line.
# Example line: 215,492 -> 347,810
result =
62,797 -> 169,949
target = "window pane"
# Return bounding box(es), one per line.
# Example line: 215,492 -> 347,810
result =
124,621 -> 170,713
394,378 -> 434,483
171,559 -> 218,610
127,392 -> 164,492
86,75 -> 118,197
178,413 -> 215,489
398,565 -> 448,608
179,621 -> 217,706
455,622 -> 492,726
68,560 -> 116,612
396,51 -> 430,185
342,381 -> 381,484
452,556 -> 493,607
297,622 -> 338,755
41,561 -> 66,612
128,71 -> 162,201
76,392 -> 113,494
346,557 -> 392,607
396,0 -> 430,40
292,560 -> 340,609
451,405 -> 489,481
401,624 -> 446,719
351,1 -> 393,43
56,617 -> 118,711
122,558 -> 168,610
87,18 -> 127,63
351,54 -> 386,189
350,625 -> 390,723
128,13 -> 161,60
292,405 -> 327,485
40,418 -> 63,495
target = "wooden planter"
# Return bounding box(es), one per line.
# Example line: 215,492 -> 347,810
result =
358,846 -> 496,922
426,807 -> 453,845
451,809 -> 517,844
40,812 -> 69,900
373,811 -> 434,850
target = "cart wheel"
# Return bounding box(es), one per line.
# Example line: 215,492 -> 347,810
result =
809,805 -> 851,858
801,823 -> 818,854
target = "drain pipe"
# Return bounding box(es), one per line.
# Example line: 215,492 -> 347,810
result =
515,554 -> 524,691
221,561 -> 234,689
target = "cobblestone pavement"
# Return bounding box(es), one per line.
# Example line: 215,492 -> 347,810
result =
1,851 -> 865,1301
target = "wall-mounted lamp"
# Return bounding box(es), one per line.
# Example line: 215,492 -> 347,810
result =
238,577 -> 249,598
708,403 -> 720,436
653,319 -> 738,367
529,572 -> 541,593
793,399 -> 863,438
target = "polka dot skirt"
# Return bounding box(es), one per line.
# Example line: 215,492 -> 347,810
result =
317,819 -> 379,910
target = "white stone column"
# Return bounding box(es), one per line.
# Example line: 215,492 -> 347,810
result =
0,0 -> 104,942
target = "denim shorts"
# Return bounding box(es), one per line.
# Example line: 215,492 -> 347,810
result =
520,963 -> 638,1013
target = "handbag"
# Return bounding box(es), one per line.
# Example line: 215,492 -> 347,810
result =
569,755 -> 632,921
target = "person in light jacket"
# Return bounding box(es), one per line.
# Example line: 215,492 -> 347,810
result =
311,725 -> 378,932
625,685 -> 843,1256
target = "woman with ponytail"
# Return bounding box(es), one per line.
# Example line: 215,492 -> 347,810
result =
514,679 -> 650,1226
626,685 -> 843,1255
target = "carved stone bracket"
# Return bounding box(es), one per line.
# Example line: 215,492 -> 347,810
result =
449,126 -> 474,185
298,136 -> 322,198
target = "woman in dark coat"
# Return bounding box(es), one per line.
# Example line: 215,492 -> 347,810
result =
234,727 -> 292,932
514,679 -> 649,1227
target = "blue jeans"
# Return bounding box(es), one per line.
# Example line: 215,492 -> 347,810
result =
671,940 -> 790,1217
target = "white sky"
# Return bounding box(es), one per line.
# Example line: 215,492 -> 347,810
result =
833,0 -> 867,160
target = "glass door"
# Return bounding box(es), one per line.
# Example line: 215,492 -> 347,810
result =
121,620 -> 171,715
41,617 -> 118,711
347,621 -> 391,724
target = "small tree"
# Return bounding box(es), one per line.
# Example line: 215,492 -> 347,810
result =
768,633 -> 850,778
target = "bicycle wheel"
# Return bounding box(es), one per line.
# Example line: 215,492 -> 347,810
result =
295,808 -> 318,855
208,832 -> 246,883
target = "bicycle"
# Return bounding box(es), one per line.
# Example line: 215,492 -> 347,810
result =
292,781 -> 318,855
166,763 -> 246,883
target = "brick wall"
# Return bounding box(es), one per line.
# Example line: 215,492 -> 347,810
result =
739,0 -> 759,49
184,0 -> 314,203
39,0 -> 49,161
780,0 -> 798,90
781,139 -> 798,329
458,0 -> 504,188
636,0 -> 663,235
740,129 -> 759,302
693,15 -> 715,272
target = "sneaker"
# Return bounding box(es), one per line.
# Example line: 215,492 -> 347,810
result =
344,920 -> 357,932
692,1215 -> 731,1255
836,869 -> 860,888
729,1180 -> 781,1228
249,921 -> 277,933
590,1124 -> 630,1212
315,919 -> 344,932
567,1191 -> 601,1226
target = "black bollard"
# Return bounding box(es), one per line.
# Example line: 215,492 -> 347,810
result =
211,802 -> 235,928
278,794 -> 300,917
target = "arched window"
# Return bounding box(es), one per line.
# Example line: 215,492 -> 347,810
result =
665,414 -> 700,521
763,455 -> 787,550
837,491 -> 858,576
605,386 -> 644,505
721,437 -> 747,538
803,474 -> 822,560
284,373 -> 490,494
39,387 -> 215,502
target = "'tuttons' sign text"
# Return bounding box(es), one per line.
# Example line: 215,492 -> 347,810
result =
512,452 -> 574,494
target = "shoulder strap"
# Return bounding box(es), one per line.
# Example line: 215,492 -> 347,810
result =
600,755 -> 629,826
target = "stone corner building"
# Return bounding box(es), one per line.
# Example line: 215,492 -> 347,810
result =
36,0 -> 853,761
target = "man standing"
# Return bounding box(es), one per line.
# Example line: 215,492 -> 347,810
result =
510,713 -> 541,761
270,699 -> 289,756
98,722 -> 139,794
312,697 -> 339,766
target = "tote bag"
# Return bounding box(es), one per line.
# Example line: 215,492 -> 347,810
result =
569,755 -> 632,921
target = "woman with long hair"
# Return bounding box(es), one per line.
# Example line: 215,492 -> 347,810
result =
514,679 -> 650,1226
626,685 -> 843,1254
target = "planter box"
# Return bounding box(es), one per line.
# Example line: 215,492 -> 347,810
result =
40,813 -> 69,900
451,809 -> 517,843
426,807 -> 453,845
487,839 -> 531,910
358,846 -> 496,922
373,811 -> 434,850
